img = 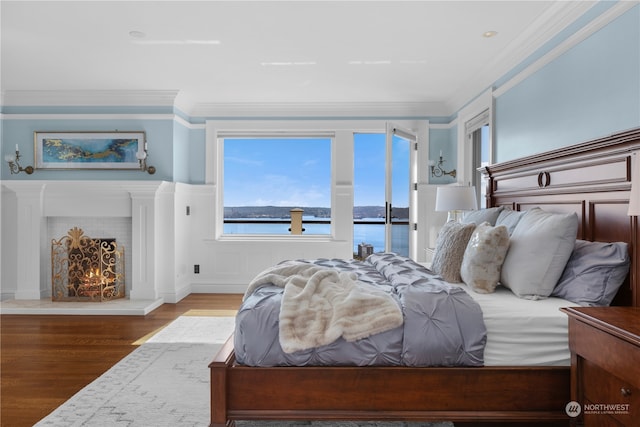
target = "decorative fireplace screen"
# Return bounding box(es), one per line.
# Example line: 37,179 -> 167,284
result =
51,227 -> 125,301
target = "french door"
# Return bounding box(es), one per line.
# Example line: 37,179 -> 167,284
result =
385,123 -> 416,257
353,124 -> 416,258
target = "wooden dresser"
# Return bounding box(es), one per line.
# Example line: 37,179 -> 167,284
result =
562,307 -> 640,426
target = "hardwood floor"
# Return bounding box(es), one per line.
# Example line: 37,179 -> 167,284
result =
0,293 -> 243,427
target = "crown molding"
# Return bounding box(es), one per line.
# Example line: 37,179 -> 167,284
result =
493,0 -> 638,98
184,101 -> 448,119
445,0 -> 597,114
1,90 -> 179,107
1,90 -> 449,118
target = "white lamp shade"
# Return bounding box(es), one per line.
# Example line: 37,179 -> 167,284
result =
435,185 -> 478,212
629,151 -> 640,216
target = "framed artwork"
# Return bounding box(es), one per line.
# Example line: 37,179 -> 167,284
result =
34,131 -> 146,170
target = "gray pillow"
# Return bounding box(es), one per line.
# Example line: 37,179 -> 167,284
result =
431,221 -> 476,283
552,240 -> 629,306
495,208 -> 525,235
500,208 -> 578,300
462,206 -> 503,226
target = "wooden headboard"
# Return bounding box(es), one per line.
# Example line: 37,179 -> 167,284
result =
484,128 -> 639,307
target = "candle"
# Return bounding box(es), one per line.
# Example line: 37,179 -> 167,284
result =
15,144 -> 19,152
439,150 -> 442,157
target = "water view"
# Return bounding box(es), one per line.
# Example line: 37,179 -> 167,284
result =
224,217 -> 407,255
222,132 -> 411,256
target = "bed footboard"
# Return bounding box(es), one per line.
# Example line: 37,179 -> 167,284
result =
210,334 -> 237,427
210,335 -> 571,427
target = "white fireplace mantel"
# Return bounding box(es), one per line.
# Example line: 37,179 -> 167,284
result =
1,181 -> 168,311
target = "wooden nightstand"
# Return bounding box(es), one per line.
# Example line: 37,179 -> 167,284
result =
561,307 -> 640,426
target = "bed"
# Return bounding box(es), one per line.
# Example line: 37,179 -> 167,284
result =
210,127 -> 639,427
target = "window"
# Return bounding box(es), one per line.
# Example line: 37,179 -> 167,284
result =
471,124 -> 490,208
457,89 -> 493,208
209,119 -> 425,251
465,108 -> 491,208
222,136 -> 332,235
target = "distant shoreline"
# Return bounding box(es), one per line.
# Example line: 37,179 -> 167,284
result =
224,205 -> 408,219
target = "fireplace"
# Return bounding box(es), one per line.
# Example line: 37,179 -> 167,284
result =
51,227 -> 125,302
1,180 -> 170,310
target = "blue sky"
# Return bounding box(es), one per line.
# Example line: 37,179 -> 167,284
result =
354,133 -> 410,208
223,134 -> 409,207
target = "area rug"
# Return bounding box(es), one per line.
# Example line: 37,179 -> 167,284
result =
145,315 -> 237,344
35,315 -> 453,427
35,315 -> 232,426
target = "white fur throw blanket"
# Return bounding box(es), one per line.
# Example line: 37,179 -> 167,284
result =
245,261 -> 404,353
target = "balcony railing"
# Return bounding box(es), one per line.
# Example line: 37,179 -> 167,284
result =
223,216 -> 409,257
223,218 -> 409,234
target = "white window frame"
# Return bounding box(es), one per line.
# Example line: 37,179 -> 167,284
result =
205,119 -> 428,259
219,132 -> 334,237
456,88 -> 494,186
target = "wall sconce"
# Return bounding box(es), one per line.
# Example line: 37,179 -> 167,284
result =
5,145 -> 34,175
135,146 -> 156,175
429,151 -> 456,178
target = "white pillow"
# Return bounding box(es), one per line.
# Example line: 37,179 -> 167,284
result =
460,222 -> 510,294
500,208 -> 578,299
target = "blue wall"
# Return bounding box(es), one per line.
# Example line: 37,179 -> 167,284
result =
1,115 -> 175,181
172,121 -> 190,183
170,123 -> 206,184
494,4 -> 640,162
187,127 -> 207,183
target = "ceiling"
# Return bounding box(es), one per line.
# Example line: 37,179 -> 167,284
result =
0,1 -> 597,116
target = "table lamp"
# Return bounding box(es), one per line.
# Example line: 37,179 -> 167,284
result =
435,185 -> 478,222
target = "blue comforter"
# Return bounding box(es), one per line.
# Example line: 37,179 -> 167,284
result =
234,252 -> 486,367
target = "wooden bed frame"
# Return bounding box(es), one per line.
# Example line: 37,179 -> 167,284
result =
210,128 -> 640,427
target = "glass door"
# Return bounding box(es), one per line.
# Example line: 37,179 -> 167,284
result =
385,124 -> 415,257
353,125 -> 416,258
353,133 -> 386,257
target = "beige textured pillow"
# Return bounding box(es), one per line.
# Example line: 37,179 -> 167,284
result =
431,221 -> 476,283
460,223 -> 510,293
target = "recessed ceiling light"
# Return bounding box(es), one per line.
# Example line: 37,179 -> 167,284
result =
129,30 -> 146,39
483,31 -> 498,38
